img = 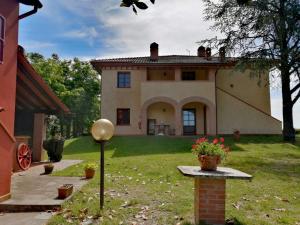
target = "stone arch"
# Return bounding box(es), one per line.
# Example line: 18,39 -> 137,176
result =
140,97 -> 178,135
179,96 -> 216,135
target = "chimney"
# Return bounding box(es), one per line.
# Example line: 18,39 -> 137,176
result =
219,47 -> 226,61
206,47 -> 211,60
197,46 -> 206,57
150,42 -> 159,61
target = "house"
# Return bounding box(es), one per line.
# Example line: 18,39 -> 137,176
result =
0,0 -> 69,202
91,43 -> 282,136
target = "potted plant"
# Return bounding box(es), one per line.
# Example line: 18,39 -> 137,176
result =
44,163 -> 54,174
84,163 -> 98,179
58,184 -> 73,199
191,137 -> 230,171
43,126 -> 65,162
233,129 -> 240,141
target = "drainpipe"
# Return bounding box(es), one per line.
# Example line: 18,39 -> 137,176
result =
214,66 -> 221,135
19,6 -> 39,20
19,0 -> 43,20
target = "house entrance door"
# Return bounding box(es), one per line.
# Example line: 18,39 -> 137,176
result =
182,109 -> 196,135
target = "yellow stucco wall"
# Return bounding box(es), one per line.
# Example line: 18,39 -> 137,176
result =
217,69 -> 271,113
217,89 -> 282,134
141,81 -> 215,105
101,69 -> 145,135
216,68 -> 281,134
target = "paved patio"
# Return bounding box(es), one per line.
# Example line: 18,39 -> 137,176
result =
0,212 -> 52,225
0,160 -> 88,212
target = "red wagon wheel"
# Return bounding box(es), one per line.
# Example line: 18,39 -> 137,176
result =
17,143 -> 32,171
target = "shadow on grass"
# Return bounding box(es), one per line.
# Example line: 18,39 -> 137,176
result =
63,136 -> 99,155
226,155 -> 300,180
111,136 -> 194,158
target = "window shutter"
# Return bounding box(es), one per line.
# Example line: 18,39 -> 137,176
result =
0,15 -> 5,64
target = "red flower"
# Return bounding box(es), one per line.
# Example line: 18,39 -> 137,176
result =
220,144 -> 225,149
213,138 -> 219,144
220,137 -> 225,143
196,137 -> 208,144
192,144 -> 198,149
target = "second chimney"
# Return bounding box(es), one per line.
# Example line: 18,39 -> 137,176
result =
150,42 -> 159,61
197,46 -> 206,57
219,47 -> 226,61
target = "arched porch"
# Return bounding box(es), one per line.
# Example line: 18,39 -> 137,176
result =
141,96 -> 216,136
179,97 -> 216,136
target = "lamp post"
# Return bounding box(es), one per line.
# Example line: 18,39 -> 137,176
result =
91,119 -> 114,209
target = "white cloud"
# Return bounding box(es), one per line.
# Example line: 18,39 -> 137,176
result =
50,0 -> 218,58
62,27 -> 99,46
22,40 -> 55,52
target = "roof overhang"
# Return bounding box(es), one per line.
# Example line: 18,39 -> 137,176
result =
91,61 -> 236,73
16,47 -> 70,114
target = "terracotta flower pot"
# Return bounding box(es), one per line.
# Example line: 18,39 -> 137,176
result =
198,155 -> 221,171
58,184 -> 73,199
233,131 -> 240,141
85,169 -> 95,179
44,164 -> 54,174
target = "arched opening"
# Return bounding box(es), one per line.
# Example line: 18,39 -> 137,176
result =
182,102 -> 206,135
147,102 -> 175,135
179,97 -> 216,136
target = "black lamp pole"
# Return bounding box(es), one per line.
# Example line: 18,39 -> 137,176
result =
99,140 -> 106,209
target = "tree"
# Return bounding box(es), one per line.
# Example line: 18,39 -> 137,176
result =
198,0 -> 300,142
120,0 -> 155,14
27,53 -> 100,138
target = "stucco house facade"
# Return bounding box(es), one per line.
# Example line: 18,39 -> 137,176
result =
91,43 -> 282,136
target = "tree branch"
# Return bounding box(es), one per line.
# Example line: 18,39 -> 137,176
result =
292,89 -> 300,105
291,83 -> 300,94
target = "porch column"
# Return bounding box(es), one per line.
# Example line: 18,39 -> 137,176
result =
175,68 -> 181,81
206,105 -> 217,136
175,106 -> 182,136
32,113 -> 46,162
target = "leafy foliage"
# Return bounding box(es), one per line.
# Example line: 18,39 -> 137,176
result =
191,137 -> 229,159
201,0 -> 300,142
27,53 -> 100,138
120,0 -> 155,14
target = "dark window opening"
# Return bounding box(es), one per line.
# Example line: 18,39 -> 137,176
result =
0,15 -> 5,64
117,72 -> 131,88
117,108 -> 130,125
182,72 -> 196,80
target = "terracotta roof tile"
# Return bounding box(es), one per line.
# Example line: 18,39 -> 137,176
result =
91,55 -> 237,65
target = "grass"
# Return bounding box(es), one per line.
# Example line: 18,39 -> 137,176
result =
48,135 -> 300,225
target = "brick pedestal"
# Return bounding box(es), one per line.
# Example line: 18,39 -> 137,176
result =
177,166 -> 252,225
195,178 -> 225,225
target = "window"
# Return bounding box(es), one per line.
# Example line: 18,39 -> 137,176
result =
182,72 -> 196,80
117,108 -> 130,125
0,15 -> 5,64
117,72 -> 131,88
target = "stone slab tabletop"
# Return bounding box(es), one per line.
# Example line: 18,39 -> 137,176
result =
177,166 -> 252,180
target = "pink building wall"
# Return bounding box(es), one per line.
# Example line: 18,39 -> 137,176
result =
0,0 -> 19,201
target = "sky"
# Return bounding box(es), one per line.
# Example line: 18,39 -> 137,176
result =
19,0 -> 299,128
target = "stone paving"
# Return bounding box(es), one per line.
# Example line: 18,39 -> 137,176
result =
0,160 -> 87,222
0,212 -> 52,225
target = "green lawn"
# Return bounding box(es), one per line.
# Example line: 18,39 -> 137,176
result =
48,135 -> 300,225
